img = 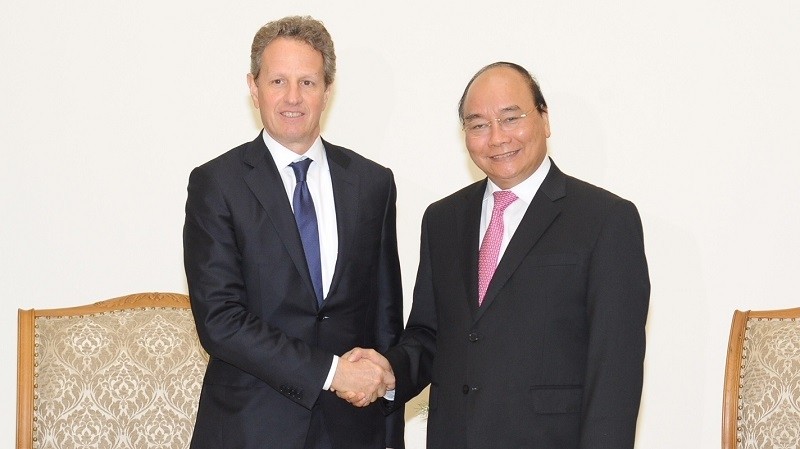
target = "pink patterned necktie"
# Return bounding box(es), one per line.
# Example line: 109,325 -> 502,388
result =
478,190 -> 518,306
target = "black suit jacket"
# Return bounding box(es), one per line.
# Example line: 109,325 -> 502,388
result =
184,134 -> 404,449
386,159 -> 649,449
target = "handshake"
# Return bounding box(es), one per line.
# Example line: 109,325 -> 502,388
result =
329,347 -> 394,407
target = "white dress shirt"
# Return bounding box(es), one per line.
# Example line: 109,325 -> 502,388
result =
479,157 -> 551,262
261,130 -> 341,390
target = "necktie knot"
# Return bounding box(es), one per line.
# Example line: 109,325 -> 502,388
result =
290,158 -> 313,183
492,190 -> 518,213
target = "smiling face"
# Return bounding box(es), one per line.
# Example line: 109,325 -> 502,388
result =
462,66 -> 551,189
247,37 -> 330,154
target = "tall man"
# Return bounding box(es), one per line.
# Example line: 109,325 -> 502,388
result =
183,16 -> 404,449
348,62 -> 650,448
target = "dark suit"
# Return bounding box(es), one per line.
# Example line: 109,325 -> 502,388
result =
386,159 -> 649,449
184,133 -> 404,449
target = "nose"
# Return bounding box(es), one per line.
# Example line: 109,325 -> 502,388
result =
488,121 -> 511,146
285,83 -> 302,104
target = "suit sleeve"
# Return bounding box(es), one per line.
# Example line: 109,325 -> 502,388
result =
374,172 -> 406,448
385,208 -> 437,405
580,199 -> 650,449
183,165 -> 332,410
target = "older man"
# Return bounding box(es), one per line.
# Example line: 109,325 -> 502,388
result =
348,62 -> 650,449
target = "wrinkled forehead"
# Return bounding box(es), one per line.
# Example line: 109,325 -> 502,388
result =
463,105 -> 525,123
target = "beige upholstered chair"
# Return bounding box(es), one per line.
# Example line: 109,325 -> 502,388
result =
722,307 -> 800,449
17,292 -> 209,449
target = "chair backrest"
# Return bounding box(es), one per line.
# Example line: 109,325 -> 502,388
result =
17,292 -> 209,449
722,307 -> 800,449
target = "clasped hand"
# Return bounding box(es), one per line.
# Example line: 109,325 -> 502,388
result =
330,347 -> 393,407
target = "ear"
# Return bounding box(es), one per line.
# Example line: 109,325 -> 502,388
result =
322,83 -> 332,111
246,73 -> 260,109
540,112 -> 551,138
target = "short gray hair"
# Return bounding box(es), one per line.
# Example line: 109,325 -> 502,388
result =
250,15 -> 336,86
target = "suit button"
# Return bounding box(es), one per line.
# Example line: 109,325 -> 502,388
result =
468,332 -> 479,342
462,385 -> 470,394
317,313 -> 328,322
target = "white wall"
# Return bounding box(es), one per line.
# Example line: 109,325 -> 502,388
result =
3,1 -> 800,447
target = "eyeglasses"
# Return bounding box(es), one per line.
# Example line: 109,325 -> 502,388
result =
462,109 -> 534,137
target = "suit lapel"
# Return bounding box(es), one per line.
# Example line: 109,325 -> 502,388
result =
242,134 -> 317,308
323,140 -> 358,305
459,182 -> 486,319
474,160 -> 567,321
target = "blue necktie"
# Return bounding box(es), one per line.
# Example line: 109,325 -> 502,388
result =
290,158 -> 324,308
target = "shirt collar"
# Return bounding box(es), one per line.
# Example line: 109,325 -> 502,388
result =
483,156 -> 552,204
261,129 -> 327,169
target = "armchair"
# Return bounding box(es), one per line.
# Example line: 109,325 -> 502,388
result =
17,292 -> 208,449
722,307 -> 800,449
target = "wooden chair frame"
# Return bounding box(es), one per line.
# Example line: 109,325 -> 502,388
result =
721,307 -> 800,449
16,292 -> 192,449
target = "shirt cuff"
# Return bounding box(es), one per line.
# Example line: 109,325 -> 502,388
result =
323,355 -> 339,390
384,389 -> 395,401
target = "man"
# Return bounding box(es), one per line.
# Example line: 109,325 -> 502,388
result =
183,16 -> 404,449
347,62 -> 650,448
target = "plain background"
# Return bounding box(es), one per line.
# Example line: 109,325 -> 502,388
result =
3,1 -> 800,447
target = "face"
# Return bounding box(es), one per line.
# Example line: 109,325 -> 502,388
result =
247,38 -> 330,154
462,67 -> 551,189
